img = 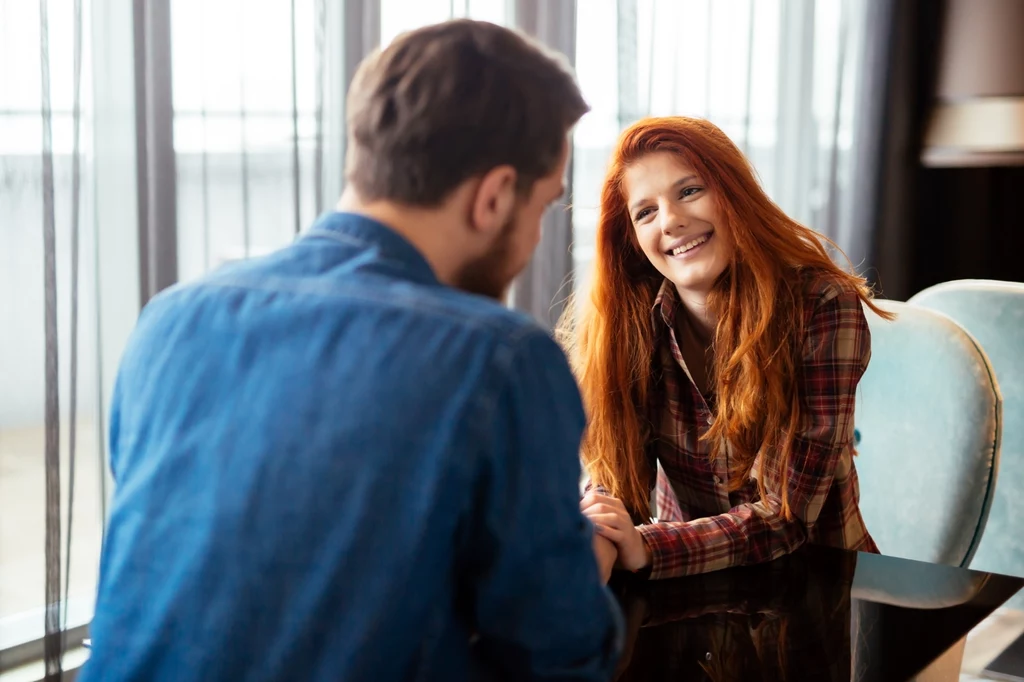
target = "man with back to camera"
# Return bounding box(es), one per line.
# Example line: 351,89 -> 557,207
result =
80,18 -> 623,682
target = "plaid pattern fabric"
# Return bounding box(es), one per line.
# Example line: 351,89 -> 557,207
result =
638,272 -> 878,580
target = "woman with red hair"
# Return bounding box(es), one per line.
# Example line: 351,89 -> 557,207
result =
563,116 -> 891,579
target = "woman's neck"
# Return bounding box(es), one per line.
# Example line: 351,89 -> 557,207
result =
673,285 -> 716,345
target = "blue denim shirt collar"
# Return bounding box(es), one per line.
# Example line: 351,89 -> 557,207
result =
306,211 -> 440,287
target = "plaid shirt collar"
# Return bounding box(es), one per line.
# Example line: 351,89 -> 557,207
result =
649,279 -> 706,402
651,279 -> 679,335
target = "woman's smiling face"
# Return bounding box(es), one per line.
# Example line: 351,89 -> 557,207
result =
623,151 -> 733,297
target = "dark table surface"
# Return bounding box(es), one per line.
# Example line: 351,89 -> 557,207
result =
609,546 -> 1024,682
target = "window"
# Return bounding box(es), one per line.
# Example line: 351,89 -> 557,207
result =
0,0 -> 107,647
168,0 -> 511,284
171,0 -> 325,282
380,0 -> 507,47
3,1 -> 525,673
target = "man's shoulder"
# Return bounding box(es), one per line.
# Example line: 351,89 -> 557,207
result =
135,255 -> 560,378
385,289 -> 574,386
399,284 -> 548,345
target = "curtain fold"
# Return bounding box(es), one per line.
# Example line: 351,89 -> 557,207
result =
63,0 -> 85,653
508,0 -> 579,329
133,0 -> 178,302
869,0 -> 948,300
845,0 -> 900,294
35,0 -> 85,676
289,0 -> 303,235
39,1 -> 65,677
338,0 -> 381,197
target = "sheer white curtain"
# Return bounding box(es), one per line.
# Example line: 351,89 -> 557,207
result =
572,0 -> 869,288
0,0 -> 115,673
170,0 -> 509,285
171,0 -> 327,282
380,0 -> 507,46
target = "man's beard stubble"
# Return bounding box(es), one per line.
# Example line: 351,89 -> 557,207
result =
453,212 -> 518,301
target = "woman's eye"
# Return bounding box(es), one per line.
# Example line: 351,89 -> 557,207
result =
681,186 -> 702,199
635,208 -> 652,222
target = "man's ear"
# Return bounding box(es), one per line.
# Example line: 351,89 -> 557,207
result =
469,165 -> 517,236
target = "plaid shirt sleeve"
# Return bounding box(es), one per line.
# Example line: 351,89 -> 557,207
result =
637,286 -> 871,579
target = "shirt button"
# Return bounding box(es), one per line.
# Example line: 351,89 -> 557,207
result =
713,476 -> 722,485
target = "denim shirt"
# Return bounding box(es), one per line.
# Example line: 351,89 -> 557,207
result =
81,213 -> 622,682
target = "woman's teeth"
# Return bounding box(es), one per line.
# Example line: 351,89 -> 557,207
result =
670,234 -> 710,256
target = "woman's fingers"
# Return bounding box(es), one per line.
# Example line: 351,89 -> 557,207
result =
585,512 -> 629,531
593,522 -> 627,543
581,494 -> 635,551
580,493 -> 611,507
581,503 -> 626,518
580,492 -> 626,512
604,496 -> 630,514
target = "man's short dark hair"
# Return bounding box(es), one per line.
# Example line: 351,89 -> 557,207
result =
345,19 -> 589,206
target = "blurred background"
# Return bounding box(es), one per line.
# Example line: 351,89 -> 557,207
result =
2,0 -> 1022,678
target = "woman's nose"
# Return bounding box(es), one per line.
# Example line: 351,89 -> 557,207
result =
659,203 -> 685,234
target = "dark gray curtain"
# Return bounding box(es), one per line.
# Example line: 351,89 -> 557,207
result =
338,0 -> 381,197
849,0 -> 947,300
843,0 -> 898,291
133,0 -> 178,304
508,0 -> 578,330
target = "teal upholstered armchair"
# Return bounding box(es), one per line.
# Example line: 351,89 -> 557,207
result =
853,299 -> 1001,568
909,280 -> 1024,600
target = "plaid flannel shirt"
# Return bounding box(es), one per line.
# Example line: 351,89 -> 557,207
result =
634,271 -> 878,579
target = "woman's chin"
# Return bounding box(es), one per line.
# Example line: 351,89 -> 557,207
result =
666,271 -> 717,296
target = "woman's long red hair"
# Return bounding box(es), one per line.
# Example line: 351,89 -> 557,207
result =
560,116 -> 890,519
